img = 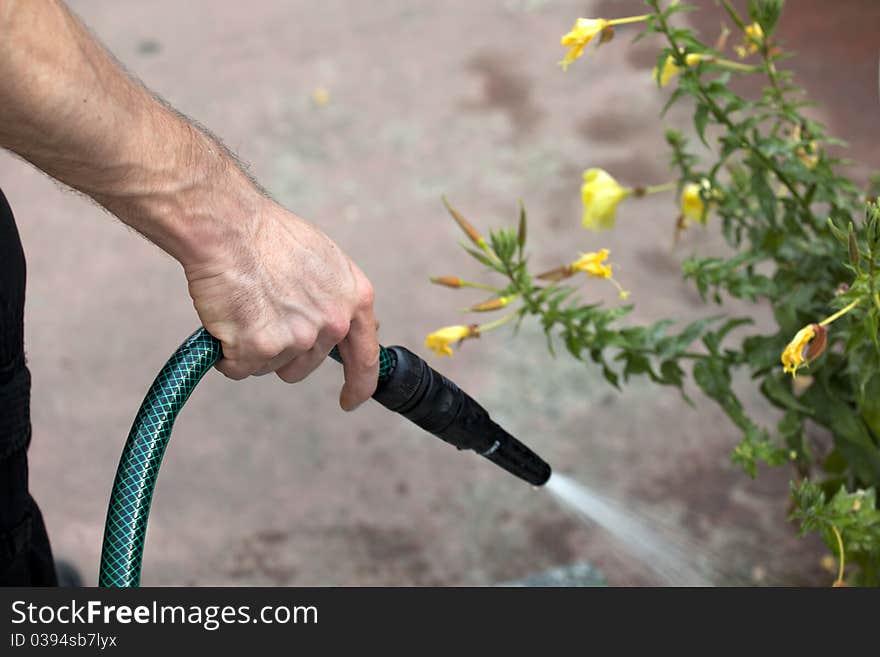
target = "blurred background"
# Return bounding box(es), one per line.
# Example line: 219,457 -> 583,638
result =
3,0 -> 878,585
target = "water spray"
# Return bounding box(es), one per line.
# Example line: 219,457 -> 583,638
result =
99,328 -> 551,587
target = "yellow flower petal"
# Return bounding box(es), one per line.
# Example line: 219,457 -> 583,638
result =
680,183 -> 706,224
781,324 -> 817,377
570,248 -> 612,278
736,22 -> 763,58
653,53 -> 705,87
581,169 -> 629,231
425,325 -> 473,357
559,18 -> 608,70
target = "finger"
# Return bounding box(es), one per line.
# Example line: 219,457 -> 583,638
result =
214,332 -> 286,380
252,343 -> 308,377
274,341 -> 332,383
336,307 -> 380,411
215,357 -> 267,380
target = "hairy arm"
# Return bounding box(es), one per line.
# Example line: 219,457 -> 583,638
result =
0,0 -> 379,409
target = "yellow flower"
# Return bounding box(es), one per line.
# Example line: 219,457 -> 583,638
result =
735,22 -> 764,58
559,18 -> 608,70
570,248 -> 613,278
781,323 -> 827,377
581,168 -> 630,231
654,53 -> 705,87
680,183 -> 706,223
425,325 -> 474,357
311,86 -> 330,106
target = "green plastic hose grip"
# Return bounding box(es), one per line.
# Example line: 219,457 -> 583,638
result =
99,328 -> 394,587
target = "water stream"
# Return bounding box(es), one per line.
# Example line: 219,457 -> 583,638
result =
545,473 -> 714,586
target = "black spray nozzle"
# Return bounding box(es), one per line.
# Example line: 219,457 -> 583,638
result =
369,346 -> 551,486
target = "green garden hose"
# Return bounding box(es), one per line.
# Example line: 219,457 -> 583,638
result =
99,328 -> 549,587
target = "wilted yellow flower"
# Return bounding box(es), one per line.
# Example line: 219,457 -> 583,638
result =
781,323 -> 827,377
425,325 -> 474,357
559,18 -> 608,70
570,249 -> 613,278
680,183 -> 706,223
735,22 -> 764,58
654,53 -> 706,87
581,168 -> 630,231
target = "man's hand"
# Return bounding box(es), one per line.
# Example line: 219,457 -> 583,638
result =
0,0 -> 379,410
185,201 -> 379,409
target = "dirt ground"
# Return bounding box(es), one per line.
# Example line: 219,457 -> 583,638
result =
3,0 -> 878,586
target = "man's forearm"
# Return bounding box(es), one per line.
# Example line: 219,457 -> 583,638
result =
0,0 -> 381,406
0,0 -> 260,264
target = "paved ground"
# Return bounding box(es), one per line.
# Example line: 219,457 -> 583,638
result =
3,0 -> 877,585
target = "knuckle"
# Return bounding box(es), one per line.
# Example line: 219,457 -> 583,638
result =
247,334 -> 282,361
292,325 -> 319,351
325,314 -> 351,343
359,281 -> 375,309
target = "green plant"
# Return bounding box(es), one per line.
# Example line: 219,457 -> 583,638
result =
427,0 -> 880,585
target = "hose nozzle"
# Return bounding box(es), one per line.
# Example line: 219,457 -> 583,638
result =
369,346 -> 551,486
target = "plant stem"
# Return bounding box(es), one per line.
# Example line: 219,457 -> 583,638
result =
639,181 -> 677,195
477,312 -> 519,333
819,298 -> 860,327
712,58 -> 760,73
831,525 -> 846,586
608,15 -> 651,26
869,242 -> 880,314
461,281 -> 503,292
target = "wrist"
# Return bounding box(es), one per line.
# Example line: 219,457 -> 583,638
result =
96,120 -> 266,267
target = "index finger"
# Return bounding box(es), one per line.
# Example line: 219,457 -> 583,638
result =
335,305 -> 380,411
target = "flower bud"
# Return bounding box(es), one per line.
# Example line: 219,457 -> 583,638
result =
442,196 -> 486,248
431,276 -> 464,288
468,296 -> 513,312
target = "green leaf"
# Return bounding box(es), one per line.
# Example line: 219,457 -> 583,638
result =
750,167 -> 777,224
517,201 -> 527,255
661,87 -> 686,117
694,103 -> 710,147
693,357 -> 732,401
749,0 -> 784,36
703,317 -> 752,355
860,374 -> 880,440
847,220 -> 858,254
461,245 -> 495,269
